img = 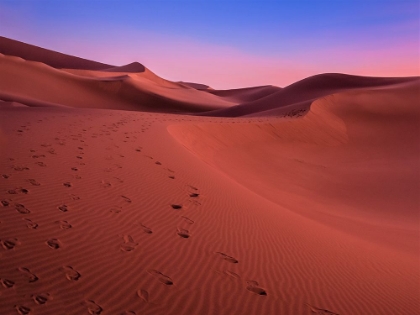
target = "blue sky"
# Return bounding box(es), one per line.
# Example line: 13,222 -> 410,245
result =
1,0 -> 419,88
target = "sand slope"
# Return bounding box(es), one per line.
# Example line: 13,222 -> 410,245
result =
0,37 -> 419,315
169,80 -> 420,253
0,36 -> 113,70
0,53 -> 234,112
201,74 -> 418,117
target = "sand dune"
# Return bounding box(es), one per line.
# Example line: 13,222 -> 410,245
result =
0,37 -> 419,315
178,82 -> 212,90
207,85 -> 282,103
202,74 -> 418,117
0,36 -> 113,70
102,62 -> 146,73
169,80 -> 420,253
0,52 -> 233,112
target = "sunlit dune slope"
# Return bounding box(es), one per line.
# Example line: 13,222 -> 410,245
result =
0,53 -> 234,112
168,79 -> 420,254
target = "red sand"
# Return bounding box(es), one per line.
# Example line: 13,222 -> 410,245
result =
0,37 -> 419,315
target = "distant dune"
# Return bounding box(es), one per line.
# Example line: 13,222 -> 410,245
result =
0,36 -> 114,70
0,37 -> 419,315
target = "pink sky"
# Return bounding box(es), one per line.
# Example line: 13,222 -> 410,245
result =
38,32 -> 418,89
1,1 -> 419,89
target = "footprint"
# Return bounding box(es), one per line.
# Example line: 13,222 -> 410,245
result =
23,218 -> 38,229
148,270 -> 173,285
58,204 -> 69,212
121,195 -> 132,203
246,280 -> 267,296
188,185 -> 198,191
113,177 -> 124,183
139,223 -> 152,234
171,204 -> 182,210
63,182 -> 72,188
216,252 -> 239,264
1,199 -> 11,207
189,193 -> 200,198
33,293 -> 50,305
306,304 -> 340,315
70,194 -> 80,201
56,220 -> 72,229
71,167 -> 79,171
62,265 -> 81,281
100,180 -> 111,188
120,235 -> 138,252
181,216 -> 194,224
76,156 -> 83,159
1,238 -> 20,250
13,166 -> 30,171
35,161 -> 46,167
168,176 -> 175,179
0,278 -> 15,288
46,238 -> 62,249
28,179 -> 41,186
110,207 -> 122,214
155,161 -> 162,165
8,188 -> 29,194
85,300 -> 103,315
224,270 -> 240,279
14,305 -> 31,315
7,188 -> 29,195
1,174 -> 10,179
137,289 -> 149,302
18,267 -> 39,282
15,203 -> 30,214
177,228 -> 190,239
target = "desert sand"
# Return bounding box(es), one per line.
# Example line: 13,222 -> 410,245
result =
0,37 -> 419,315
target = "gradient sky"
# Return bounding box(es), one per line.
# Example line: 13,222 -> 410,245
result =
1,0 -> 419,89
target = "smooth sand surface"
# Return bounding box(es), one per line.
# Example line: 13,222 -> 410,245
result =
1,37 -> 419,315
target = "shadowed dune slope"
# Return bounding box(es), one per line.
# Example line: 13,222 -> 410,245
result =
206,85 -> 282,103
178,82 -> 212,90
103,62 -> 146,73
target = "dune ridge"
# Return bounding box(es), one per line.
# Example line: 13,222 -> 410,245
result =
0,36 -> 114,70
0,36 -> 419,315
